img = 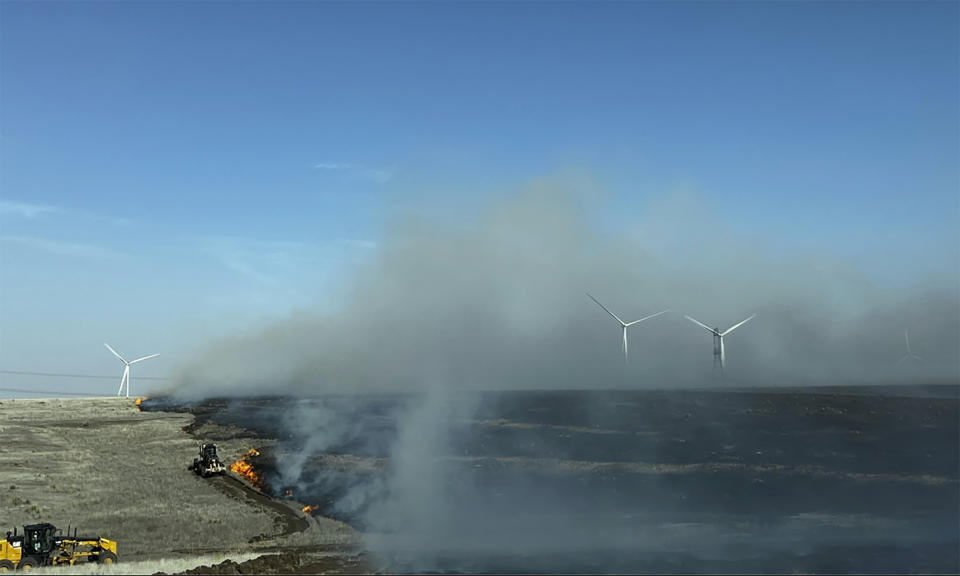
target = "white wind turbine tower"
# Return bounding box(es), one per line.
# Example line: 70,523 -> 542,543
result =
898,331 -> 924,364
684,313 -> 756,376
104,343 -> 159,398
587,293 -> 670,363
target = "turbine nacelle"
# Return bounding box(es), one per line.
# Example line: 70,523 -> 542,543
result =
684,313 -> 756,374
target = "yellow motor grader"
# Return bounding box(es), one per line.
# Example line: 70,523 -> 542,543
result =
0,523 -> 117,570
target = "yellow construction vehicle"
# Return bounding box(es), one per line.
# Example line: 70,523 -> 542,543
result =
0,523 -> 117,570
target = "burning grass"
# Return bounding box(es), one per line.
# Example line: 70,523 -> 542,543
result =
230,448 -> 267,491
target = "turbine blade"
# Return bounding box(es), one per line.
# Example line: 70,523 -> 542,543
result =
912,355 -> 924,362
684,315 -> 716,334
104,342 -> 128,364
722,314 -> 756,336
625,309 -> 671,326
905,331 -> 912,355
130,354 -> 159,364
587,293 -> 626,326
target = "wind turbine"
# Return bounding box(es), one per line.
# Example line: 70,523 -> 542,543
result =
684,313 -> 756,376
898,331 -> 923,364
586,293 -> 670,363
104,343 -> 159,398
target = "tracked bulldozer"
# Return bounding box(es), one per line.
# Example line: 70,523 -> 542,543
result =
0,523 -> 117,570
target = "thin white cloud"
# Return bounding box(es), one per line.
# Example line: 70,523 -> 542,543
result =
313,162 -> 359,171
201,236 -> 310,285
0,201 -> 61,219
1,200 -> 139,228
312,162 -> 393,183
200,235 -> 379,286
221,256 -> 278,285
340,238 -> 378,250
0,235 -> 119,259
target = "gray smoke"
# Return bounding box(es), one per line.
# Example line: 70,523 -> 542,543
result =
167,182 -> 958,397
163,181 -> 958,569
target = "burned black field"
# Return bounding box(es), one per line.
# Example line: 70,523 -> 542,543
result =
146,385 -> 960,574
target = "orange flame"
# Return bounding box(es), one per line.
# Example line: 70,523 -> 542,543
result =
134,397 -> 143,411
302,504 -> 316,514
230,449 -> 265,491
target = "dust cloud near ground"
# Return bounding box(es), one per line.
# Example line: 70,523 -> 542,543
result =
0,398 -> 364,574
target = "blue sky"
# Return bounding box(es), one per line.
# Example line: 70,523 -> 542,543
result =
1,1 -> 957,395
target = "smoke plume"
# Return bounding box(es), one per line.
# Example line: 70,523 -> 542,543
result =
168,181 -> 958,397
163,180 -> 958,569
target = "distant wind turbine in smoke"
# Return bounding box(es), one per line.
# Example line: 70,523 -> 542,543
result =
104,343 -> 159,398
684,313 -> 756,376
586,293 -> 670,363
898,331 -> 924,364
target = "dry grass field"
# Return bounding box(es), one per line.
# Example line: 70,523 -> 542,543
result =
0,398 -> 361,573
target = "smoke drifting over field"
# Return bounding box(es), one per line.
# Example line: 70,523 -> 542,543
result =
166,182 -> 958,570
170,182 -> 958,397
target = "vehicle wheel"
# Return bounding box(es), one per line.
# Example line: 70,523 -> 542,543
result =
17,557 -> 39,570
0,559 -> 14,571
192,459 -> 200,474
98,551 -> 118,564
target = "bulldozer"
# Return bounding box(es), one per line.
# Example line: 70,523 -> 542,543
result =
190,442 -> 226,477
0,523 -> 117,570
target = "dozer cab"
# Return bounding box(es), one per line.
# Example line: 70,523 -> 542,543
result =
190,442 -> 226,477
0,523 -> 117,570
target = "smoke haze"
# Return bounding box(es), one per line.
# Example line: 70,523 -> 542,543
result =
162,181 -> 958,570
167,181 -> 959,398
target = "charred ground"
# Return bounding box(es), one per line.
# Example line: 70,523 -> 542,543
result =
144,384 -> 960,574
